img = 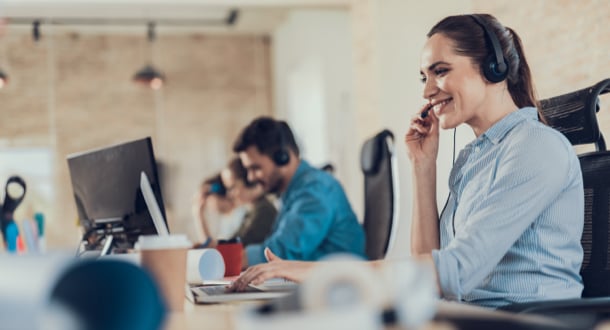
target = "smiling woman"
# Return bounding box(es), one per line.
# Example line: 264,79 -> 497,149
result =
406,13 -> 584,308
230,13 -> 586,310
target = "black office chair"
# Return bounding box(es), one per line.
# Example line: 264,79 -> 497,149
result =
360,129 -> 399,260
501,79 -> 610,329
579,151 -> 610,298
539,78 -> 609,151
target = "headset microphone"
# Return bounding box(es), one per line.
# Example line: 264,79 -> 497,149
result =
420,104 -> 433,119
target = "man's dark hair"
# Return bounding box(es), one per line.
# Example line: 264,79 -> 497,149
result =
233,116 -> 299,158
321,163 -> 335,174
227,157 -> 257,188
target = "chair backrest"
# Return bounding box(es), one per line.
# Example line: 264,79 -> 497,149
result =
539,78 -> 610,151
579,152 -> 610,298
360,129 -> 399,260
540,78 -> 610,298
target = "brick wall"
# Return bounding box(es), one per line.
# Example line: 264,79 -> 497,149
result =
0,31 -> 272,248
473,0 -> 610,147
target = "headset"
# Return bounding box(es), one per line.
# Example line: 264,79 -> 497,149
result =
470,14 -> 508,83
253,118 -> 291,166
272,121 -> 290,166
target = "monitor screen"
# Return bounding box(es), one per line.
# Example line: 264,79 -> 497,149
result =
67,137 -> 167,250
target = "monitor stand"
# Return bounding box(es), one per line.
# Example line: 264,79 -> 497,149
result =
100,235 -> 114,256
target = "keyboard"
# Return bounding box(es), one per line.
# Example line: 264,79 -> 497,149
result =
197,285 -> 262,296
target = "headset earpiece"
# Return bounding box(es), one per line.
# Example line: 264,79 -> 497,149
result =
482,54 -> 508,83
470,15 -> 508,83
273,149 -> 290,166
272,122 -> 290,166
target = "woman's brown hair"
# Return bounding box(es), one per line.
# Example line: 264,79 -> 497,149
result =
427,14 -> 541,116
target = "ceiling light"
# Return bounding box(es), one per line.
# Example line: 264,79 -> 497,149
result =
133,22 -> 164,90
133,64 -> 165,90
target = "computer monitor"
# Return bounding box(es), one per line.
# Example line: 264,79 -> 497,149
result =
67,137 -> 168,251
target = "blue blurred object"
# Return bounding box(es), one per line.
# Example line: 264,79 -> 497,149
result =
4,221 -> 18,253
50,259 -> 167,330
34,212 -> 44,238
208,182 -> 226,196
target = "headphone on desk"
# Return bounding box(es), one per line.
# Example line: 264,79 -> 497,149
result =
470,14 -> 508,83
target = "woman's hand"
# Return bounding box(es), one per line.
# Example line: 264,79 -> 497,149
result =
228,248 -> 315,292
405,104 -> 440,165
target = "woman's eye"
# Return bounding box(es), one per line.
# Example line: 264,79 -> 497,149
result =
420,76 -> 427,83
435,68 -> 449,76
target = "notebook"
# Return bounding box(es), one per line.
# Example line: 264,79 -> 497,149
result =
187,278 -> 298,304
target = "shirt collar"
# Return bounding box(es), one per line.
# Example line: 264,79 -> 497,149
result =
482,107 -> 538,145
281,159 -> 310,201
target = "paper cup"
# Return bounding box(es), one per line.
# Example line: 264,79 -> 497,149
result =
138,235 -> 191,312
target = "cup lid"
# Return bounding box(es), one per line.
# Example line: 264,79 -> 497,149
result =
135,234 -> 191,250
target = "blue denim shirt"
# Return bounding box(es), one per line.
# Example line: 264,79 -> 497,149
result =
432,107 -> 584,308
246,160 -> 366,265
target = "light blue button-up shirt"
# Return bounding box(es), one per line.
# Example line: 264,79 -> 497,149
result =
246,160 -> 366,265
432,107 -> 584,308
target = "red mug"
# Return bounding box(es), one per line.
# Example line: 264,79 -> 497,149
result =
216,239 -> 243,277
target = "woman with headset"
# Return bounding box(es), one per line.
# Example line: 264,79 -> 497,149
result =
230,13 -> 584,308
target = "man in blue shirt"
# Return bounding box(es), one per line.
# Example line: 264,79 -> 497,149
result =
233,117 -> 366,267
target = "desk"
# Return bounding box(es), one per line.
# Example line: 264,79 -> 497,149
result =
164,300 -> 266,330
163,299 -> 569,330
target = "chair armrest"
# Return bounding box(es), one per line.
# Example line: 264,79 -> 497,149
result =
500,297 -> 610,314
499,297 -> 610,330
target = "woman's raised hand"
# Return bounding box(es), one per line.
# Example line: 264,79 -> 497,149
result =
405,104 -> 440,164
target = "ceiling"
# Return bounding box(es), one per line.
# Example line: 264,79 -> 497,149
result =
0,0 -> 351,35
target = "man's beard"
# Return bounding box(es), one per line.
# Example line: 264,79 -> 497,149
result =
265,170 -> 284,195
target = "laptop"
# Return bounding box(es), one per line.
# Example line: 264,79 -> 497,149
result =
187,278 -> 298,304
141,171 -> 297,303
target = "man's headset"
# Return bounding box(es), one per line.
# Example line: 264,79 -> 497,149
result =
272,122 -> 290,166
254,119 -> 291,167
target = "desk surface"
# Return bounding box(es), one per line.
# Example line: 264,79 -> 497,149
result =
164,301 -> 241,330
163,299 -> 569,330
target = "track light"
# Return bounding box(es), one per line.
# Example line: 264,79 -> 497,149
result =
0,69 -> 8,89
133,22 -> 165,90
32,20 -> 41,42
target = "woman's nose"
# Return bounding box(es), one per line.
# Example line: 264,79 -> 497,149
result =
423,78 -> 439,99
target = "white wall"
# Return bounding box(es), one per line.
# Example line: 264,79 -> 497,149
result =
352,0 -> 474,258
272,10 -> 360,215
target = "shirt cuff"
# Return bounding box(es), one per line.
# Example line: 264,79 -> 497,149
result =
245,244 -> 266,266
432,249 -> 462,301
195,237 -> 212,249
